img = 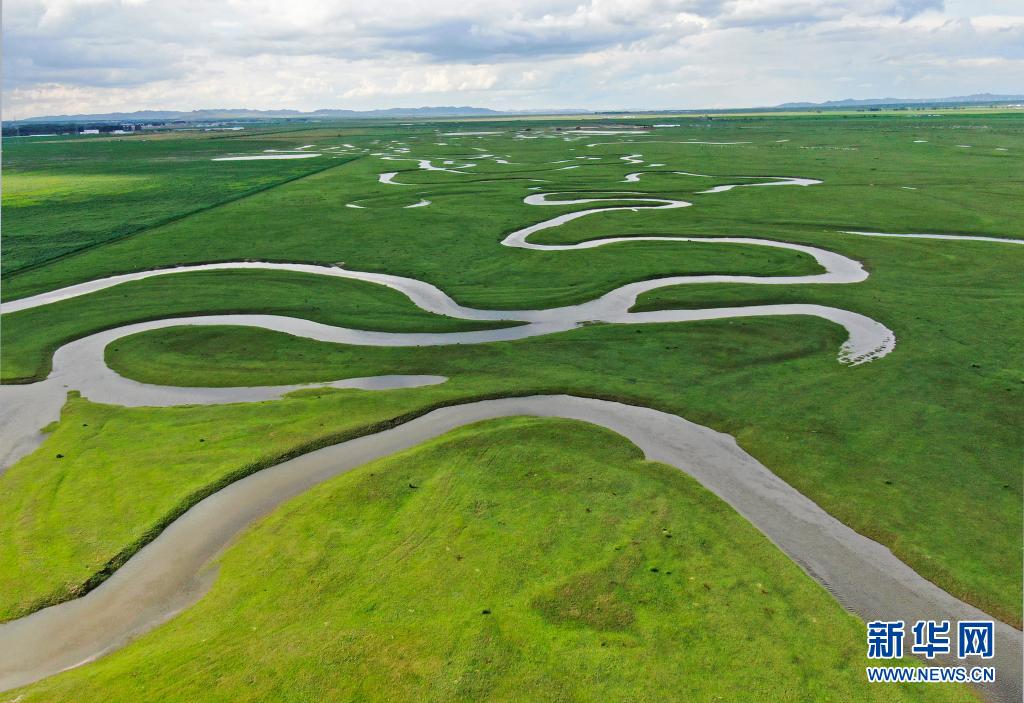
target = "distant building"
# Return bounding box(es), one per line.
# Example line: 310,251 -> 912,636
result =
81,129 -> 100,134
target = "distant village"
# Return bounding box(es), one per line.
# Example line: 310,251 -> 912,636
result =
3,121 -> 246,138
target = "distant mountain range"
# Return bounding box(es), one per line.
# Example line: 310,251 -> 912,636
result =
776,93 -> 1024,108
13,106 -> 589,124
12,93 -> 1022,124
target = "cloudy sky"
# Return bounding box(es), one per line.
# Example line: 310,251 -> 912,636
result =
3,0 -> 1022,119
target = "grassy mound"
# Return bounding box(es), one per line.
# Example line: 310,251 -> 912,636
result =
12,418 -> 971,702
102,292 -> 1023,625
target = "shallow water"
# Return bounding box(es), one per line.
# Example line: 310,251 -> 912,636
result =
212,153 -> 321,161
843,231 -> 1024,245
697,176 -> 822,194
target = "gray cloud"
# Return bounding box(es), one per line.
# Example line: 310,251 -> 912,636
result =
370,19 -> 644,62
3,0 -> 1021,119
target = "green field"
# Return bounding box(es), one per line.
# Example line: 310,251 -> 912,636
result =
8,418 -> 971,702
4,117 -> 1020,303
1,112 -> 1021,698
1,133 -> 343,275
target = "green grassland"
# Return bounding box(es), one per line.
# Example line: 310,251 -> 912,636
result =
1,133 -> 352,275
0,269 -> 516,383
0,243 -> 817,383
0,385 -> 473,621
0,114 -> 1020,694
10,418 -> 972,702
81,116 -> 1022,621
100,255 -> 1021,627
3,115 -> 1020,304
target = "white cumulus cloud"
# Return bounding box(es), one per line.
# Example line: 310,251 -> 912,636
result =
2,0 -> 1021,118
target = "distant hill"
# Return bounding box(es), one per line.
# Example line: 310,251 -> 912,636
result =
777,93 -> 1024,108
14,93 -> 1021,125
12,106 -> 590,124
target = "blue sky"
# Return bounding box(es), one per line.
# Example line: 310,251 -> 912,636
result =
3,0 -> 1021,119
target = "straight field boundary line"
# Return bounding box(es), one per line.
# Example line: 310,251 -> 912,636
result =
3,156 -> 363,282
